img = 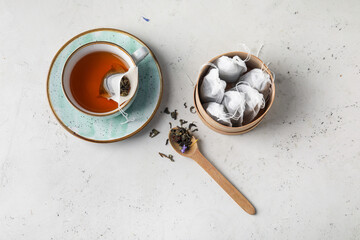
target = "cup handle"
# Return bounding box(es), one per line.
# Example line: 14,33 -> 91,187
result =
131,46 -> 149,66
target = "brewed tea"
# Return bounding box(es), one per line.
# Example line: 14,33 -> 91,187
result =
69,51 -> 129,113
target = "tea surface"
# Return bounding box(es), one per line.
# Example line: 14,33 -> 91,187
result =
70,51 -> 129,113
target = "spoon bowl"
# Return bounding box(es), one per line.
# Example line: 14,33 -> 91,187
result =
168,132 -> 198,157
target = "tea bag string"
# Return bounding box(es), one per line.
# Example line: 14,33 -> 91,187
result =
197,62 -> 218,83
256,45 -> 275,83
256,44 -> 264,58
259,60 -> 276,101
234,80 -> 250,91
119,108 -> 135,125
256,44 -> 276,82
243,44 -> 252,62
218,104 -> 244,121
259,61 -> 270,81
199,62 -> 218,73
236,43 -> 252,62
217,91 -> 246,121
234,82 -> 266,109
266,62 -> 276,82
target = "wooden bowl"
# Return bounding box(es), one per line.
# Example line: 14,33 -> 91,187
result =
194,52 -> 275,134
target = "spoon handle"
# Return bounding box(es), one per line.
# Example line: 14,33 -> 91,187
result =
192,150 -> 256,215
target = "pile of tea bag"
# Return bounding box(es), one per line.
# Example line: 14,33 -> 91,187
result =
200,55 -> 271,127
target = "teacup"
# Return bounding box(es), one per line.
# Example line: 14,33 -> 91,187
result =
62,41 -> 149,118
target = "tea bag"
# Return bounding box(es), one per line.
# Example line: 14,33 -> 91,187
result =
203,102 -> 232,127
234,84 -> 265,124
103,66 -> 138,106
222,90 -> 246,127
200,68 -> 226,103
100,67 -> 138,125
238,68 -> 271,100
214,56 -> 247,83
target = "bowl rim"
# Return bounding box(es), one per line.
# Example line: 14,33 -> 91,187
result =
195,51 -> 275,131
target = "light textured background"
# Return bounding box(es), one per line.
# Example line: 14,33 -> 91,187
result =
1,0 -> 360,239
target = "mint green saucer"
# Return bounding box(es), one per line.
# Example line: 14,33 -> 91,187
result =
47,28 -> 163,143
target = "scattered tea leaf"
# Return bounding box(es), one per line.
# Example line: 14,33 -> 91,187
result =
165,139 -> 169,145
184,102 -> 187,108
159,152 -> 175,162
170,110 -> 178,120
190,106 -> 196,114
169,122 -> 172,129
164,107 -> 170,114
192,129 -> 199,132
179,119 -> 188,126
188,123 -> 197,131
149,129 -> 160,138
142,16 -> 150,22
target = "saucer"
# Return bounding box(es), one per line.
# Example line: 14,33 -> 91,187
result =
47,28 -> 163,143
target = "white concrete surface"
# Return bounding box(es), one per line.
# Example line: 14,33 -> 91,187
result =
1,0 -> 360,239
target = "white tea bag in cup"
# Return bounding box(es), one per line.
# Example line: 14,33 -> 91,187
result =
234,84 -> 265,124
222,90 -> 246,127
238,68 -> 271,100
200,68 -> 226,103
214,56 -> 247,83
203,102 -> 232,127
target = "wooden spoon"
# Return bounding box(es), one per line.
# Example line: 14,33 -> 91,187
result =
168,128 -> 256,215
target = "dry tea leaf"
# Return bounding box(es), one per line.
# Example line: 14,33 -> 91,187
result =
170,110 -> 178,120
164,107 -> 170,114
179,119 -> 188,126
149,129 -> 160,138
159,152 -> 175,162
170,127 -> 193,153
188,123 -> 197,131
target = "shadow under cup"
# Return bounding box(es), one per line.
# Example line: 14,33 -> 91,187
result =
62,42 -> 137,118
